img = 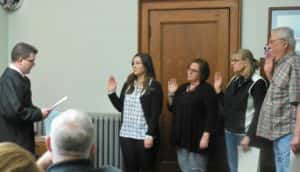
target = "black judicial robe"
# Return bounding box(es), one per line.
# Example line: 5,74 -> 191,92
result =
0,67 -> 43,154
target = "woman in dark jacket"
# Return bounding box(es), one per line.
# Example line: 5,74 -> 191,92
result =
168,58 -> 217,172
107,53 -> 163,172
214,49 -> 267,172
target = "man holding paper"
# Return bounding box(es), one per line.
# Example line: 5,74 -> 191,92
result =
0,42 -> 51,154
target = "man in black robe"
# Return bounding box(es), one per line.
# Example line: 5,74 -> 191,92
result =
0,42 -> 50,154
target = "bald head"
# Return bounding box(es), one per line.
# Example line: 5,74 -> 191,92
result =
49,109 -> 94,160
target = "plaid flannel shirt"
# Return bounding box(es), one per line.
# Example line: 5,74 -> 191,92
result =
257,53 -> 300,140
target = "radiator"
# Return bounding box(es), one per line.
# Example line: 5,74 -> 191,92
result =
89,113 -> 123,169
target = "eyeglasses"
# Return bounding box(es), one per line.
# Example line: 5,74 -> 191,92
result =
24,58 -> 35,63
268,38 -> 285,44
187,67 -> 199,73
230,58 -> 242,63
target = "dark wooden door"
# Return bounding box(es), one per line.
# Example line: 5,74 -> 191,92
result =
139,0 -> 240,171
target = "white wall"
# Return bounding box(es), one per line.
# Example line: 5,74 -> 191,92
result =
5,0 -> 300,113
8,0 -> 137,113
242,0 -> 300,58
0,9 -> 8,74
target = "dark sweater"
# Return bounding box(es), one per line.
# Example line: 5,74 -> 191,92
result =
169,82 -> 217,153
218,74 -> 267,138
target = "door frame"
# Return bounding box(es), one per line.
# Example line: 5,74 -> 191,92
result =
138,1 -> 241,171
138,0 -> 241,60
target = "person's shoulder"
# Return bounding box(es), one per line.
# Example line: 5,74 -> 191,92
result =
226,75 -> 239,87
195,82 -> 216,96
150,79 -> 161,86
281,54 -> 300,72
91,166 -> 122,172
178,82 -> 189,91
250,79 -> 268,93
251,72 -> 266,83
0,68 -> 22,83
285,53 -> 300,64
148,79 -> 162,91
1,68 -> 12,78
291,54 -> 300,66
289,53 -> 300,59
200,82 -> 214,91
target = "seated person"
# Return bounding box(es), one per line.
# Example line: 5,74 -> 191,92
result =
37,109 -> 121,172
0,142 -> 42,172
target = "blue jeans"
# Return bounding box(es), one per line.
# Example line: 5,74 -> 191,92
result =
176,148 -> 207,172
225,130 -> 244,172
273,133 -> 292,172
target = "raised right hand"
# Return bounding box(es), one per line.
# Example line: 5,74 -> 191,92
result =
263,56 -> 275,80
107,76 -> 117,93
214,72 -> 223,93
168,78 -> 178,94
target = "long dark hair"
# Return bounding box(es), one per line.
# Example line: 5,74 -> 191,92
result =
125,53 -> 156,94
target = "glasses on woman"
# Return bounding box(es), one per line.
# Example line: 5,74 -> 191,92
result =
187,67 -> 199,73
230,58 -> 242,63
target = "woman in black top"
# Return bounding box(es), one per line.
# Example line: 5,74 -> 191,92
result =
168,58 -> 217,172
214,49 -> 267,172
107,53 -> 163,172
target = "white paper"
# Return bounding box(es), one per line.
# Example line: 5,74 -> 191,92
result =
290,151 -> 300,172
238,146 -> 260,172
49,96 -> 67,110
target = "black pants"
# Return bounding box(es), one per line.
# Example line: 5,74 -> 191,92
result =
120,137 -> 157,172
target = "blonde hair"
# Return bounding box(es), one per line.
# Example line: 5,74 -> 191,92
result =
0,142 -> 41,172
231,49 -> 258,79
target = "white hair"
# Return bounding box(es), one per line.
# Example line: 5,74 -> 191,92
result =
50,109 -> 94,160
272,27 -> 296,51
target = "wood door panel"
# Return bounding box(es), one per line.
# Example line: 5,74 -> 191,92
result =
160,21 -> 219,85
139,1 -> 240,171
150,9 -> 229,84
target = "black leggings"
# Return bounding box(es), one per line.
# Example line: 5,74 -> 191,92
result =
120,137 -> 157,172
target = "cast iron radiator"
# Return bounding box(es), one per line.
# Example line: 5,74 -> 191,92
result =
89,113 -> 122,169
